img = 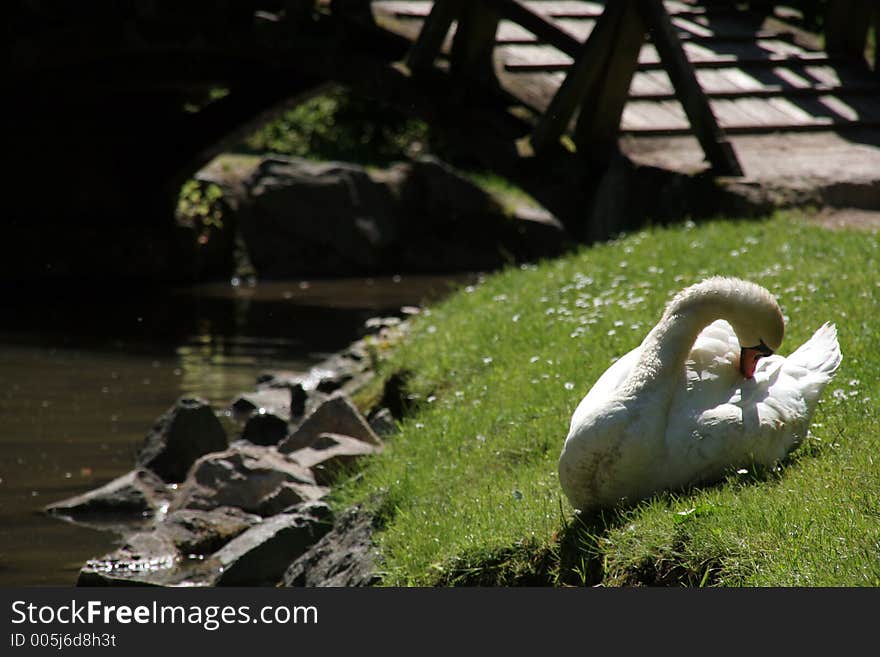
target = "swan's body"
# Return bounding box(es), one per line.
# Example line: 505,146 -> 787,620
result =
558,277 -> 842,512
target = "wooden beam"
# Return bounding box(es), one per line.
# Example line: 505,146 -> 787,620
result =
825,0 -> 874,63
405,0 -> 463,73
481,0 -> 581,57
637,0 -> 743,176
529,1 -> 632,154
573,1 -> 646,163
450,2 -> 501,84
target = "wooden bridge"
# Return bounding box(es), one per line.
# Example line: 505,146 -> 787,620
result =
372,0 -> 880,177
7,0 -> 880,281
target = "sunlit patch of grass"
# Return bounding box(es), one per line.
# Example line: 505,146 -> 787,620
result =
335,213 -> 880,586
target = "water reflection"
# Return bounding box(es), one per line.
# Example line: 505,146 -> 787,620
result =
0,274 -> 467,585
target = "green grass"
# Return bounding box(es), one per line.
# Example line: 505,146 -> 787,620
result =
335,214 -> 880,586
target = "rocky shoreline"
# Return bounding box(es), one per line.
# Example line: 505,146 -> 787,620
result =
45,316 -> 409,587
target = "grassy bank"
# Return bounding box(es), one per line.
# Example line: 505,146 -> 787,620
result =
336,214 -> 880,586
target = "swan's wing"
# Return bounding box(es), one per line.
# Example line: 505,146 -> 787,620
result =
669,323 -> 841,480
745,322 -> 841,453
568,345 -> 641,433
774,322 -> 842,407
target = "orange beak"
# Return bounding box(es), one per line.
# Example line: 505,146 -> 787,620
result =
739,343 -> 773,379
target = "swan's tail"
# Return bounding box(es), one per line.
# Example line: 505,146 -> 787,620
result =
783,322 -> 842,402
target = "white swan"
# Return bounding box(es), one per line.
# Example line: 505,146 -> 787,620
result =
558,276 -> 842,512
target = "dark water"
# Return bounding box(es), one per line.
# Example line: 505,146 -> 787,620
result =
0,275 -> 465,586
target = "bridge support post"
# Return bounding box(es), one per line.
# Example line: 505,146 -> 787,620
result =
529,1 -> 641,159
405,0 -> 463,73
572,1 -> 645,166
450,3 -> 501,86
825,0 -> 876,68
637,0 -> 743,176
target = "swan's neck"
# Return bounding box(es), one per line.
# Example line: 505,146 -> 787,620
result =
622,302 -> 721,397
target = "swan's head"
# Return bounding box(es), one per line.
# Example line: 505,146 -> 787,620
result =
721,279 -> 785,379
670,277 -> 785,379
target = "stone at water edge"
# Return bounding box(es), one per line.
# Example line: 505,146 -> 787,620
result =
282,506 -> 380,587
76,507 -> 265,587
231,387 -> 292,420
240,412 -> 289,446
169,443 -> 328,517
44,468 -> 172,519
288,433 -> 382,486
160,506 -> 263,556
213,506 -> 333,586
136,397 -> 229,483
278,391 -> 381,453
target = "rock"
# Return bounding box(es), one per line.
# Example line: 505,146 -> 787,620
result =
170,444 -> 329,516
213,508 -> 333,586
77,532 -> 184,587
282,506 -> 380,587
45,469 -> 172,519
239,157 -> 398,277
231,154 -> 567,278
241,412 -> 289,446
368,407 -> 397,437
160,507 -> 262,556
136,397 -> 229,483
378,370 -> 413,420
231,387 -> 292,420
278,391 -> 381,453
290,383 -> 308,418
289,433 -> 382,486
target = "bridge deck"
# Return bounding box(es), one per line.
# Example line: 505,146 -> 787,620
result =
371,0 -> 880,191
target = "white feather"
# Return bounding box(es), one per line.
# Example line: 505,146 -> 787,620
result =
558,280 -> 842,512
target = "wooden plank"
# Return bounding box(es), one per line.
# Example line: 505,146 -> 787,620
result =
816,95 -> 863,122
405,0 -> 462,73
621,98 -> 689,131
764,97 -> 826,124
500,44 -> 574,69
629,69 -> 672,95
637,0 -> 742,175
706,98 -> 765,128
618,114 -> 877,135
627,80 -> 880,101
496,20 -> 542,44
505,47 -> 838,72
733,97 -> 809,126
836,95 -> 880,122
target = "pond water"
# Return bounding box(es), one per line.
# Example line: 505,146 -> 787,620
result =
0,275 -> 465,586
